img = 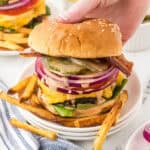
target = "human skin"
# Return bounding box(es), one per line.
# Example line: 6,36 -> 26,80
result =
59,0 -> 150,43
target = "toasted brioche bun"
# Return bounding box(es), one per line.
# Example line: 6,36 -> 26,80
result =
28,19 -> 122,58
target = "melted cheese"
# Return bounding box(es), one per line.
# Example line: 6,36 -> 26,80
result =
116,72 -> 124,86
38,80 -> 96,104
0,0 -> 45,29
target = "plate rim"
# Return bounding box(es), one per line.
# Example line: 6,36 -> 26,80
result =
0,48 -> 31,56
0,50 -> 19,56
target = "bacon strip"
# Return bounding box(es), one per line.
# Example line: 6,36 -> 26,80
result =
20,48 -> 42,57
107,54 -> 133,76
20,52 -> 40,57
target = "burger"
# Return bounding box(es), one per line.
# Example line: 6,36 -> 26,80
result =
0,0 -> 50,32
28,19 -> 133,118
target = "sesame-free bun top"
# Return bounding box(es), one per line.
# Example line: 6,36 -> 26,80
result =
28,19 -> 122,58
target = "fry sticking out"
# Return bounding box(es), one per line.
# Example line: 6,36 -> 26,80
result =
93,91 -> 128,150
74,114 -> 106,128
0,90 -> 58,121
0,40 -> 24,51
30,94 -> 41,107
10,118 -> 57,140
20,75 -> 37,102
8,76 -> 31,94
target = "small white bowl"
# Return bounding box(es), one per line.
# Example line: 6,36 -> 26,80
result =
125,121 -> 150,150
124,23 -> 150,52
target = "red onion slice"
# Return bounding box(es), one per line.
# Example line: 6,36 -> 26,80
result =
0,0 -> 30,10
44,66 -> 117,83
143,124 -> 150,143
35,57 -> 45,79
44,73 -> 117,95
48,67 -> 114,80
44,65 -> 118,88
57,76 -> 117,94
36,57 -> 118,95
37,57 -> 119,88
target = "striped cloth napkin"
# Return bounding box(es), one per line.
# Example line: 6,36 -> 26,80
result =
0,80 -> 82,150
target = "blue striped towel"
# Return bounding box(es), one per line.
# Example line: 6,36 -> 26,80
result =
0,80 -> 82,150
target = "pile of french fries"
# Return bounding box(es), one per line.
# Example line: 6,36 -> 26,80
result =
0,74 -> 128,149
0,27 -> 32,51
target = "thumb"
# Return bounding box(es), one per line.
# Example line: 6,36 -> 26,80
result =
58,0 -> 100,23
58,0 -> 118,23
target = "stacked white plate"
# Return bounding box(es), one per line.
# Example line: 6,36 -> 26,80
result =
19,63 -> 142,141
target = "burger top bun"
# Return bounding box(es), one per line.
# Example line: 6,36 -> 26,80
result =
28,19 -> 122,58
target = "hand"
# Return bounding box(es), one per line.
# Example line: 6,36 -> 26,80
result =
59,0 -> 150,43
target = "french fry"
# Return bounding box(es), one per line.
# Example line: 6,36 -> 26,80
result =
93,91 -> 128,150
53,114 -> 106,127
8,38 -> 28,44
0,31 -> 28,44
30,94 -> 41,107
74,114 -> 106,128
0,40 -> 24,51
60,121 -> 75,127
58,114 -> 106,127
20,75 -> 37,102
0,90 -> 58,121
8,76 -> 31,94
113,90 -> 128,125
0,32 -> 24,39
17,28 -> 32,35
10,118 -> 57,140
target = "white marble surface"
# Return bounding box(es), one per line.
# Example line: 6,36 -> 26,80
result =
0,50 -> 150,150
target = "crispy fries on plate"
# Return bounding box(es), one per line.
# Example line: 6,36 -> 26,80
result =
19,74 -> 37,102
0,74 -> 128,148
0,27 -> 32,51
8,76 -> 31,94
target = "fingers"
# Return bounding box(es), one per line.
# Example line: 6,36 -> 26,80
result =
58,0 -> 100,23
99,0 -> 119,7
58,0 -> 119,23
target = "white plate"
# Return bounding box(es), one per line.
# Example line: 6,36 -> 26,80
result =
125,121 -> 150,150
0,50 -> 20,56
0,48 -> 30,56
19,62 -> 142,133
